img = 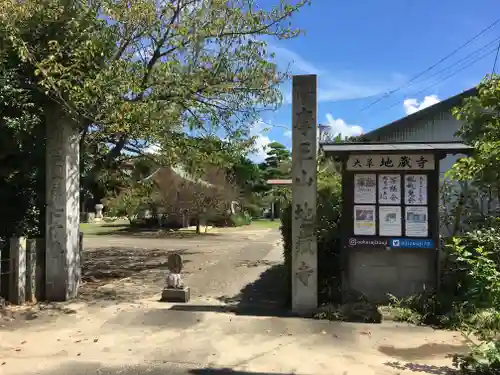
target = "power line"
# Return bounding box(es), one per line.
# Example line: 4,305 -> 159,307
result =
380,46 -> 497,113
360,17 -> 500,112
411,36 -> 500,87
492,40 -> 500,74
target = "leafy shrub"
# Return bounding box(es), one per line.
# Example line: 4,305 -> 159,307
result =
104,183 -> 153,224
444,233 -> 500,375
448,234 -> 500,316
243,203 -> 263,218
210,212 -> 251,227
231,212 -> 251,226
453,340 -> 500,375
280,172 -> 342,307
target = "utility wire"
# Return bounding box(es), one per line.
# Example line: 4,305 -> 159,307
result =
360,17 -> 500,112
380,46 -> 497,113
410,36 -> 500,88
492,40 -> 500,74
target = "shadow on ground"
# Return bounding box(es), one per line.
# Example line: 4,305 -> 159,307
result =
190,369 -> 294,375
82,247 -> 199,281
380,343 -> 469,375
384,361 -> 456,375
79,247 -> 201,302
94,225 -> 221,238
171,264 -> 294,317
31,362 -> 297,375
379,343 -> 469,361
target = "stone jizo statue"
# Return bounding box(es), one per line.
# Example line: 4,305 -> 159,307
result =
161,253 -> 190,302
165,253 -> 183,289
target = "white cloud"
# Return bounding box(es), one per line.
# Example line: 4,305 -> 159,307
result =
248,120 -> 272,163
284,129 -> 292,138
324,114 -> 363,138
403,95 -> 440,115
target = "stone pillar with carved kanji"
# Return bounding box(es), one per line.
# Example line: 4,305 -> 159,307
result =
45,107 -> 81,301
291,75 -> 318,312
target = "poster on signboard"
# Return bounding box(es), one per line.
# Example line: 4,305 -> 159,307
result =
405,206 -> 428,237
354,174 -> 376,204
405,175 -> 428,205
354,205 -> 376,235
378,174 -> 401,204
379,206 -> 402,236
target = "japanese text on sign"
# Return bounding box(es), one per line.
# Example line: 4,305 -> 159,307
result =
378,174 -> 401,204
347,154 -> 434,171
405,175 -> 428,205
354,174 -> 376,204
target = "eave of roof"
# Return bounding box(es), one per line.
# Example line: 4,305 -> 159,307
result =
321,141 -> 473,155
266,179 -> 292,185
363,87 -> 478,140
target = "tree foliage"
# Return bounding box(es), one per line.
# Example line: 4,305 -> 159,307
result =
2,0 -> 309,153
0,0 -> 309,231
450,75 -> 500,209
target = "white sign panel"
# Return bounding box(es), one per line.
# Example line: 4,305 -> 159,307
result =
405,175 -> 428,205
354,174 -> 376,204
379,206 -> 402,236
378,174 -> 401,204
354,205 -> 376,235
347,154 -> 434,171
405,206 -> 428,237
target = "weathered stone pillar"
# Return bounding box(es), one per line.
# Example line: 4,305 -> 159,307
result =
45,108 -> 80,301
9,237 -> 26,305
291,75 -> 318,312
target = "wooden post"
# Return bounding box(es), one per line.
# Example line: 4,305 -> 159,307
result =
26,239 -> 37,303
9,237 -> 26,305
291,75 -> 318,312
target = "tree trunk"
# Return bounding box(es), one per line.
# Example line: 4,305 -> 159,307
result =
196,216 -> 201,234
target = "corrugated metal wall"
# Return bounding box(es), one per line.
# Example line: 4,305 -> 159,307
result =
378,111 -> 467,175
378,111 -> 470,236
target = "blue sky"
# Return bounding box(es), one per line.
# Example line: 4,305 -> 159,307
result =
249,0 -> 500,161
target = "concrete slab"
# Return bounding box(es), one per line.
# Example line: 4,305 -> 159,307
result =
0,300 -> 468,375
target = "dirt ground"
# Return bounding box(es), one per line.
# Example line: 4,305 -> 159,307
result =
0,227 -> 469,375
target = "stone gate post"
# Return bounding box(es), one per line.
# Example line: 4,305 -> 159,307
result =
45,108 -> 80,301
291,75 -> 318,312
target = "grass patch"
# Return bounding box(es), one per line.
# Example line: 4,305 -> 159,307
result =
80,220 -> 130,236
250,219 -> 281,229
81,221 -> 220,238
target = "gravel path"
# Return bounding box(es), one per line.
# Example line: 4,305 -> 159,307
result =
79,228 -> 282,305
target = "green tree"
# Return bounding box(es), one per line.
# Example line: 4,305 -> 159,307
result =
1,0 -> 310,221
257,141 -> 291,219
449,75 -> 500,222
260,141 -> 291,180
2,0 -> 309,157
0,67 -> 45,239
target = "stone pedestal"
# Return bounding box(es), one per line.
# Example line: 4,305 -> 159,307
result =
160,287 -> 190,303
95,204 -> 104,221
45,109 -> 80,301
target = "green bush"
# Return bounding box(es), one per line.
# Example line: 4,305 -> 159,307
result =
280,173 -> 342,307
231,212 -> 251,226
453,340 -> 500,375
210,212 -> 251,227
243,203 -> 262,218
